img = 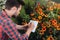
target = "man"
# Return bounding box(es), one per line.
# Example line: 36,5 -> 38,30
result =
0,0 -> 34,40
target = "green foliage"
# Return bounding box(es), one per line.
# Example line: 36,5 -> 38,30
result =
0,0 -> 6,9
19,6 -> 30,22
37,0 -> 49,7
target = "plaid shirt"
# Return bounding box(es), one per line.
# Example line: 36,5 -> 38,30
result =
0,10 -> 28,40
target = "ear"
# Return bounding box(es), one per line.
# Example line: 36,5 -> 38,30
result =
11,7 -> 17,11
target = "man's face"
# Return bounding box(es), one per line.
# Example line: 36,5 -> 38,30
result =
13,5 -> 22,17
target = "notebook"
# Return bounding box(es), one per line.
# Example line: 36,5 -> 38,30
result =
30,20 -> 38,32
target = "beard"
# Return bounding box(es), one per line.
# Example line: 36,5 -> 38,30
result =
12,13 -> 18,18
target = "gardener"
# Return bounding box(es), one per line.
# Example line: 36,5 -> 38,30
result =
0,0 -> 34,40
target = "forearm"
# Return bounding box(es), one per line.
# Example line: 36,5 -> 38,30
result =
16,24 -> 28,30
16,24 -> 24,30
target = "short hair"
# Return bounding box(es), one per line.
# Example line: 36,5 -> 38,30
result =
5,0 -> 25,10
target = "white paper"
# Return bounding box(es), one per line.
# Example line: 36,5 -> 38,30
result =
30,20 -> 38,32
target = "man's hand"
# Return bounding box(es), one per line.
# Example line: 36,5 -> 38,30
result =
25,22 -> 34,37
